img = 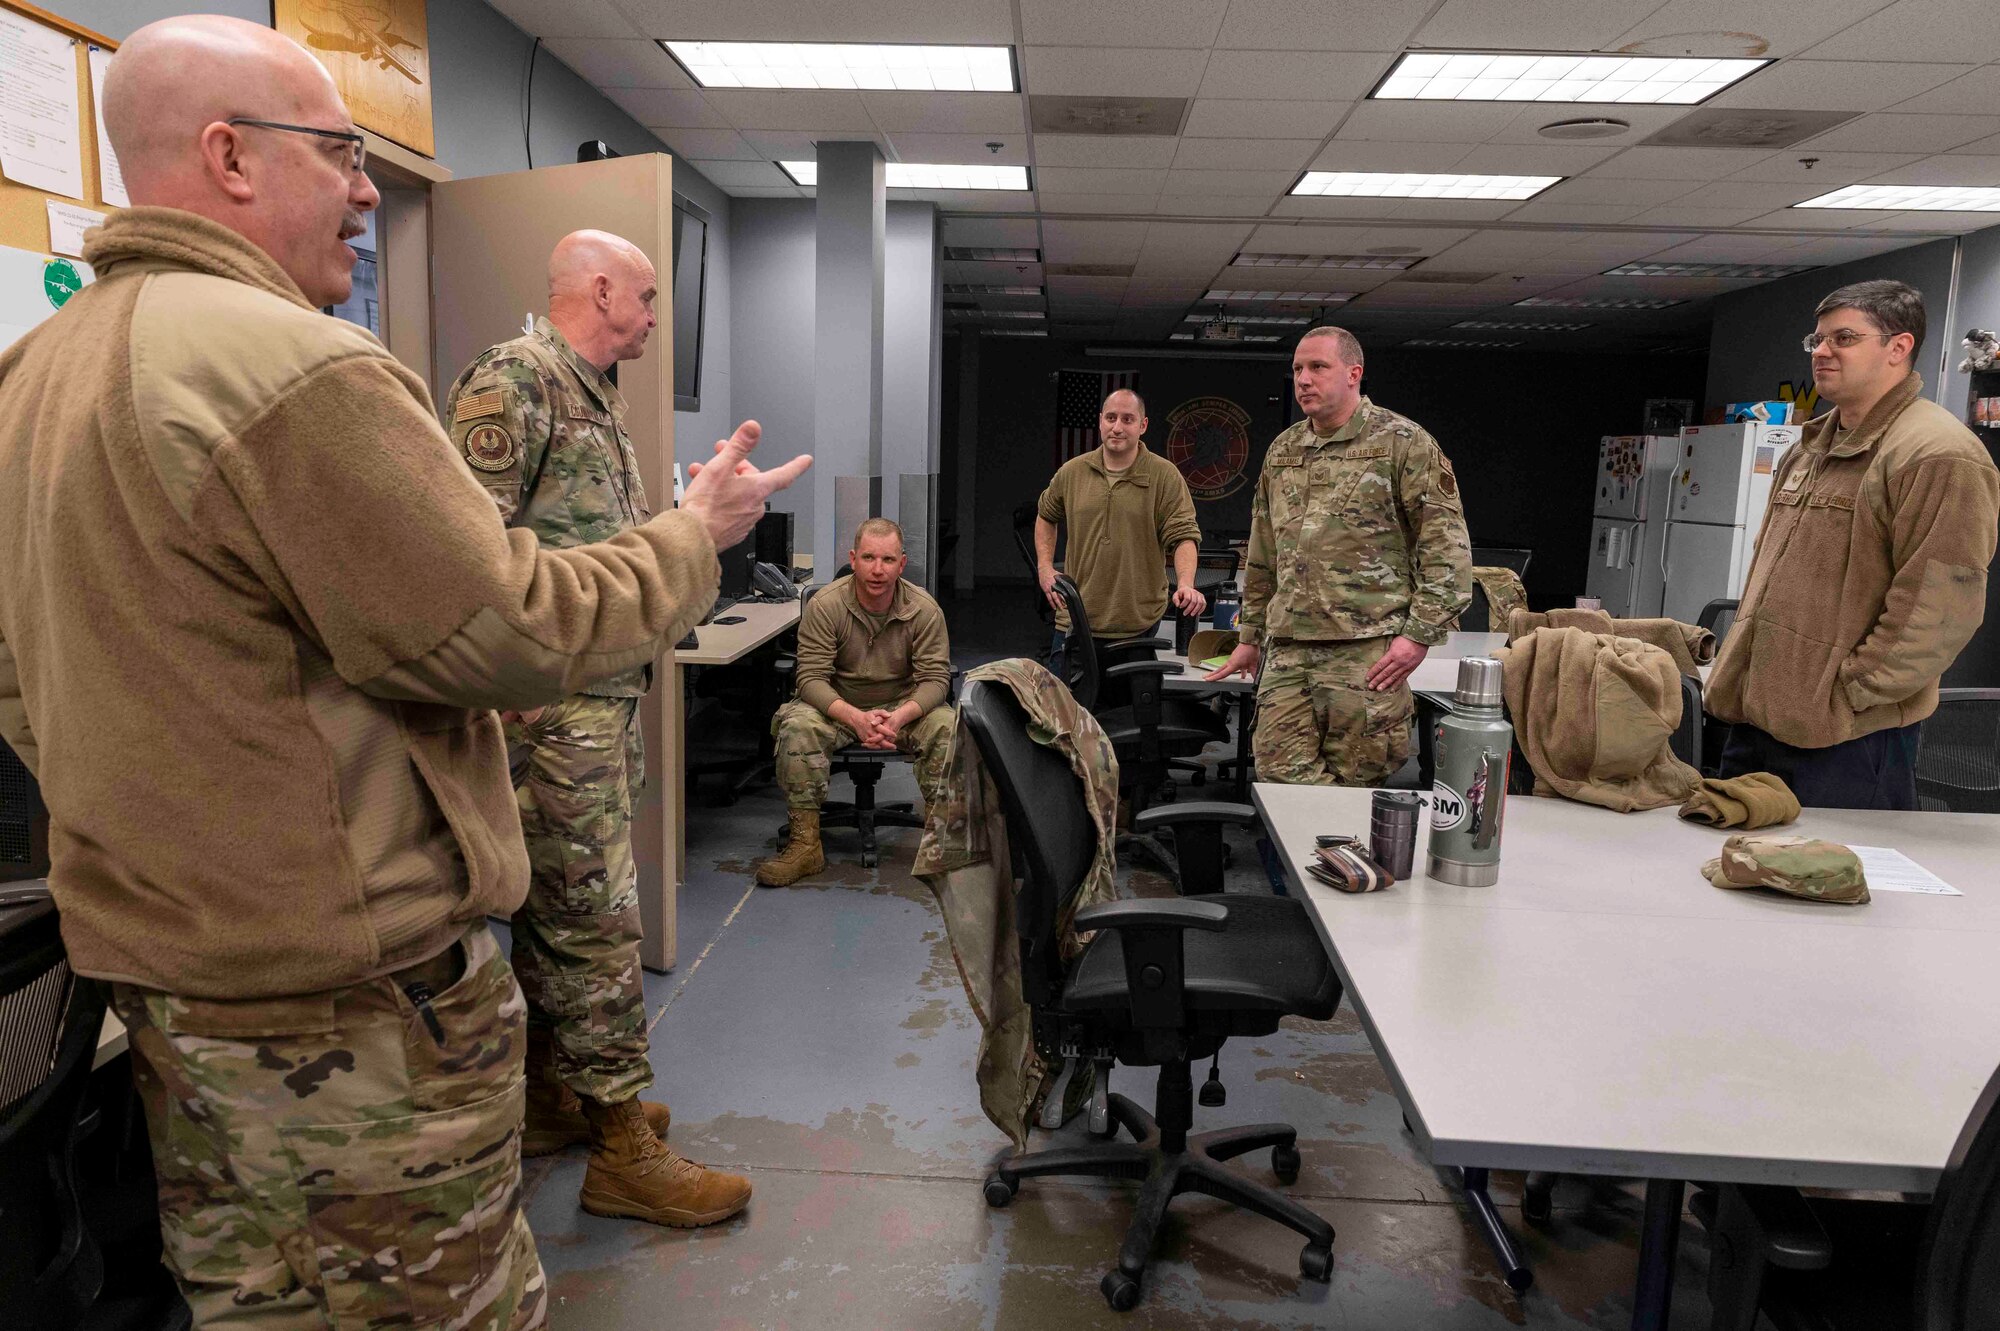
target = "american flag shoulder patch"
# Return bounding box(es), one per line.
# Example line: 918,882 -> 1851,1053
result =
453,389 -> 506,423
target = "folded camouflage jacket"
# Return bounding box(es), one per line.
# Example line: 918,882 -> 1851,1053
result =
913,658 -> 1120,1148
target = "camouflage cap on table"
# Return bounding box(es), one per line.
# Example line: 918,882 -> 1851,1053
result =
1701,833 -> 1870,905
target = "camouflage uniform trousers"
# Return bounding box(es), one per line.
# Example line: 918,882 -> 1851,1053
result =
110,925 -> 547,1331
772,698 -> 955,811
504,692 -> 650,1106
1253,636 -> 1415,786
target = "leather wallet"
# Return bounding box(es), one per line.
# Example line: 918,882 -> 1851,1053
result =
1307,843 -> 1392,893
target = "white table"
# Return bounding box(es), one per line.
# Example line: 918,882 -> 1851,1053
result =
1254,781 -> 2000,1326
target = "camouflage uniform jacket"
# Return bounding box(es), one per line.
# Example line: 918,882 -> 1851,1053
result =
913,659 -> 1120,1149
1239,397 -> 1472,649
444,317 -> 653,696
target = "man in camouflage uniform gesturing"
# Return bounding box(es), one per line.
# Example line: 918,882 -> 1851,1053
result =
444,231 -> 751,1227
1207,327 -> 1471,784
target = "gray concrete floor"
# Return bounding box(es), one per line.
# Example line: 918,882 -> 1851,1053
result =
497,584 -> 1722,1327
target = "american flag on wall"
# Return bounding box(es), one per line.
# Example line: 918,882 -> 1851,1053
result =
1055,367 -> 1136,465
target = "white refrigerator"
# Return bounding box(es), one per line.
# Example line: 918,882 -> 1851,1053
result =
1659,422 -> 1800,625
1584,435 -> 1678,618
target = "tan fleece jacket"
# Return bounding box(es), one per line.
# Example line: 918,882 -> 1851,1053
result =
0,209 -> 718,999
1507,607 -> 1716,677
1705,374 -> 1999,749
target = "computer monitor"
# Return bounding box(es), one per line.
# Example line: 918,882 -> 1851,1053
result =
754,510 -> 793,572
717,534 -> 754,597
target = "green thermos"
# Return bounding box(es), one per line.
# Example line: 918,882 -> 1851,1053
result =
1426,656 -> 1511,887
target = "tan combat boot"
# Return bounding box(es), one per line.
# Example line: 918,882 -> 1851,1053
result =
522,1026 -> 670,1156
756,808 -> 825,887
578,1096 -> 753,1228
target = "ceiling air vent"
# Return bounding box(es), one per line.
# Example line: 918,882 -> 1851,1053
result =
1642,108 -> 1858,149
1045,262 -> 1136,278
1030,96 -> 1187,136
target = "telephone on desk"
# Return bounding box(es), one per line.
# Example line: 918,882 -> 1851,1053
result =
749,559 -> 794,602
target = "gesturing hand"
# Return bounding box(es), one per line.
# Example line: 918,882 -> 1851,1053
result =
1204,642 -> 1261,681
680,420 -> 814,550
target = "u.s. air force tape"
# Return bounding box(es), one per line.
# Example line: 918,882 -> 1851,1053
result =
464,423 -> 516,471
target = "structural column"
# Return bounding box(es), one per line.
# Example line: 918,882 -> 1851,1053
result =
813,140 -> 886,573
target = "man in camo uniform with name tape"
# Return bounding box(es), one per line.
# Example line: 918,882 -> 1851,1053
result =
1207,326 -> 1472,784
444,231 -> 751,1227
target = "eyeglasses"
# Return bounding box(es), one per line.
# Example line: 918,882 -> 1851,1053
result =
225,118 -> 367,173
1802,328 -> 1895,354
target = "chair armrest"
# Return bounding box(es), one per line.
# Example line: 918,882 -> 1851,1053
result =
1074,897 -> 1227,933
1103,661 -> 1179,682
1132,802 -> 1260,833
1101,637 -> 1171,657
1731,1185 -> 1832,1270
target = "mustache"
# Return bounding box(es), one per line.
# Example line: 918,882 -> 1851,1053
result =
338,211 -> 367,241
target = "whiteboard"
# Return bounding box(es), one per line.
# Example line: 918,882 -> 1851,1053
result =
0,241 -> 91,351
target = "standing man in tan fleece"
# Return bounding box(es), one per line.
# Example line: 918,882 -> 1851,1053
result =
1707,279 -> 1998,808
0,16 -> 808,1328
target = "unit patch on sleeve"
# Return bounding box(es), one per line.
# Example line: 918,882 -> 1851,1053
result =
464,423 -> 516,472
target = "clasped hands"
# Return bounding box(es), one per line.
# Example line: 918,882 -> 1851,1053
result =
834,699 -> 919,749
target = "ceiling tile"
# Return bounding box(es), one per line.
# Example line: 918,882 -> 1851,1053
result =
887,133 -> 1030,164
1778,233 -> 1927,261
616,0 -> 1017,43
943,259 -> 1045,283
1885,66 -> 2000,115
1212,0 -> 1442,52
1023,47 -> 1210,98
1270,196 -> 1406,219
1182,99 -> 1350,139
1741,207 -> 1904,230
1727,150 -> 1927,183
487,0 -> 642,39
1624,203 -> 1782,227
906,188 -> 1039,210
1500,200 -> 1651,224
1036,166 -> 1169,194
1947,133 -> 2000,156
1708,60 -> 1971,112
1534,176 -> 1699,207
1195,50 -> 1391,101
1484,104 -> 1694,147
1311,140 -> 1476,173
1161,167 -> 1297,197
1612,1 -> 1893,60
1155,194 -> 1282,218
1868,209 -> 1999,231
1797,112 -> 2000,153
1216,264 -> 1403,292
861,92 -> 1026,133
686,159 -> 792,187
545,38 -> 691,88
1798,0 -> 2000,64
1414,0 -> 1667,50
1386,199 -> 1526,222
700,89 -> 878,130
941,216 -> 1041,244
1336,101 -> 1521,144
655,128 -> 760,160
1037,194 -> 1160,214
1861,154 -> 2000,185
1645,234 -> 1817,262
736,128 -> 889,158
1669,180 -> 1830,210
1172,138 -> 1321,171
1042,219 -> 1151,260
719,185 -> 808,198
1034,136 -> 1180,168
1586,146 -> 1777,180
608,87 -> 728,127
1018,0 -> 1224,47
1454,142 -> 1621,174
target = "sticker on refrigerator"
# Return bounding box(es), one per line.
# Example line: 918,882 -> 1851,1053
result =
1752,445 -> 1775,475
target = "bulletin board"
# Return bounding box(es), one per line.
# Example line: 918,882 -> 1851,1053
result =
0,0 -> 118,257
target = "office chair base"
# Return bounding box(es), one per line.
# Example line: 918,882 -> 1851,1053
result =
984,1091 -> 1334,1310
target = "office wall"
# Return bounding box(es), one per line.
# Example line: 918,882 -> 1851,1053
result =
954,335 -> 1707,609
1704,239 -> 1957,415
883,204 -> 941,527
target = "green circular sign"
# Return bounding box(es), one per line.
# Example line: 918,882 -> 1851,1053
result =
43,259 -> 83,310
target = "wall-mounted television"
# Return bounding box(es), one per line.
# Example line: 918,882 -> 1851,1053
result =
670,193 -> 710,412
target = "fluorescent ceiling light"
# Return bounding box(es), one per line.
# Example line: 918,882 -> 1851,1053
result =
1404,338 -> 1524,348
780,161 -> 1030,190
1242,334 -> 1285,343
944,246 -> 1040,262
1233,253 -> 1419,270
1204,290 -> 1354,303
984,328 -> 1048,337
944,284 -> 1042,295
1292,171 -> 1560,200
946,308 -> 1043,319
1606,262 -> 1817,278
1794,184 -> 2000,212
1452,320 -> 1591,331
663,40 -> 1015,92
1373,51 -> 1767,104
1169,332 -> 1194,341
1184,314 -> 1313,326
1516,296 -> 1684,310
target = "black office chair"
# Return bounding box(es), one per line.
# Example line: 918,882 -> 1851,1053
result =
1915,689 -> 2000,814
960,679 -> 1339,1310
1697,597 -> 1739,644
1,889 -> 109,1330
1469,545 -> 1533,578
770,571 -> 935,867
1671,672 -> 1703,771
1693,1055 -> 2000,1331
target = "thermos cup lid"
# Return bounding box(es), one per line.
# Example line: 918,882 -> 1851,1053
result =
1372,791 -> 1420,811
1454,656 -> 1505,707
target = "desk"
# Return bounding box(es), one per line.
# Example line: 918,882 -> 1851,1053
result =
641,598 -> 800,971
1254,781 -> 2000,1326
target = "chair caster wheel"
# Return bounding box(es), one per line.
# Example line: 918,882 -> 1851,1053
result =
983,1174 -> 1016,1208
862,851 -> 879,868
1300,1243 -> 1333,1283
1100,1270 -> 1141,1311
1272,1144 -> 1301,1185
1522,1186 -> 1553,1224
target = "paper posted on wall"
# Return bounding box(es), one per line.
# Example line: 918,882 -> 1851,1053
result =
46,200 -> 105,258
87,45 -> 128,208
0,11 -> 85,200
1848,846 -> 1961,896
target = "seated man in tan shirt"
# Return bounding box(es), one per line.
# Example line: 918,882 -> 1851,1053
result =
758,518 -> 953,886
